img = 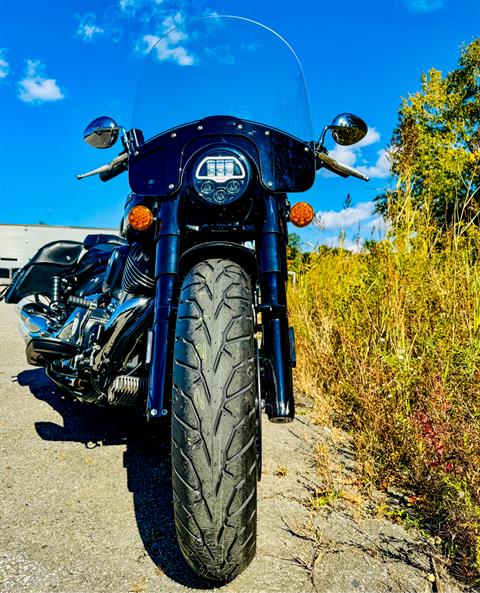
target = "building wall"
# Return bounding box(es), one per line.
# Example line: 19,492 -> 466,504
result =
0,224 -> 117,281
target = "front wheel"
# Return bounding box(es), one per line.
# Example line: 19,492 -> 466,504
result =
172,258 -> 257,583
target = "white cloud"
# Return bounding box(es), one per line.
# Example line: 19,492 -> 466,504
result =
118,0 -> 167,17
402,0 -> 445,12
76,0 -> 212,66
326,144 -> 357,168
323,127 -> 391,180
162,11 -> 185,36
365,215 -> 389,234
321,235 -> 363,252
314,215 -> 389,251
18,60 -> 65,104
327,127 -> 380,162
355,127 -> 381,148
159,11 -> 190,46
140,35 -> 194,65
138,13 -> 194,66
315,201 -> 374,230
358,148 -> 391,179
119,0 -> 136,10
0,49 -> 9,79
76,14 -> 104,41
140,34 -> 160,54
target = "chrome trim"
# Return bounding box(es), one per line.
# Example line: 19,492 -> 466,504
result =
195,155 -> 246,182
145,328 -> 153,366
104,297 -> 149,331
18,309 -> 52,342
92,296 -> 151,371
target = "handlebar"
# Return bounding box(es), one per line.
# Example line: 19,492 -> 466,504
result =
76,143 -> 369,186
76,152 -> 128,181
315,151 -> 370,182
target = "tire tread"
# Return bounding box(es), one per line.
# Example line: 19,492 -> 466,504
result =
172,259 -> 257,583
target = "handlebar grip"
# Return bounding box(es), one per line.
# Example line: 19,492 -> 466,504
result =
316,152 -> 370,182
99,161 -> 128,182
76,163 -> 112,180
76,152 -> 128,181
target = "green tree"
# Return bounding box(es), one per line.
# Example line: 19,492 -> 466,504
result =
376,38 -> 479,228
288,232 -> 302,253
287,232 -> 302,265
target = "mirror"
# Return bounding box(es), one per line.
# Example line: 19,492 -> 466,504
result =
329,113 -> 368,146
83,116 -> 119,149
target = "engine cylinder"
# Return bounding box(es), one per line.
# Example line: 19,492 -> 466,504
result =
122,244 -> 155,294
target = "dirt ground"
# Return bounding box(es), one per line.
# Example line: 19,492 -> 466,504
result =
0,302 -> 470,593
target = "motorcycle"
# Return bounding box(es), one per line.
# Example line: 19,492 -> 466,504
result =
1,15 -> 369,582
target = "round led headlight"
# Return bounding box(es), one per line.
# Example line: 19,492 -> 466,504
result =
191,148 -> 251,206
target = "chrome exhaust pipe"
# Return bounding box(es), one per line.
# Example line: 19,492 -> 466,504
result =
18,296 -> 153,370
18,304 -> 56,343
18,302 -> 78,365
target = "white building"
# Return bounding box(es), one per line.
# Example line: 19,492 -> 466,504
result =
0,224 -> 117,282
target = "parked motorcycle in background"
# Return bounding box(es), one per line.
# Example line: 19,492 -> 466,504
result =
1,16 -> 369,582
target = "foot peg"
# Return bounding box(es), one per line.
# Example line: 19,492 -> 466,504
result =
67,295 -> 97,310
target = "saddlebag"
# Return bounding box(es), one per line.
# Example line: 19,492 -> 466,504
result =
3,241 -> 83,304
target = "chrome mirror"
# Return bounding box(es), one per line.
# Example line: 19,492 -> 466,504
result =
83,116 -> 119,149
329,113 -> 368,146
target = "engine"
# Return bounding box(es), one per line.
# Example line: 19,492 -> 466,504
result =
17,242 -> 154,405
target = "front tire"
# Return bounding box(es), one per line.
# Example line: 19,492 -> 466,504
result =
172,258 -> 257,582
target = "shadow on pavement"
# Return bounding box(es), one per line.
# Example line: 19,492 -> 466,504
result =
15,368 -> 215,590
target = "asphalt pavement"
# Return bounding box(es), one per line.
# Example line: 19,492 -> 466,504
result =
0,301 -> 467,593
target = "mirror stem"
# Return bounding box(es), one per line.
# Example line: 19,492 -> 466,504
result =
317,126 -> 331,149
118,127 -> 132,154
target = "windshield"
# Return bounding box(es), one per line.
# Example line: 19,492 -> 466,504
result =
131,15 -> 313,141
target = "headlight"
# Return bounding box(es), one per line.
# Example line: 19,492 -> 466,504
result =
191,148 -> 251,205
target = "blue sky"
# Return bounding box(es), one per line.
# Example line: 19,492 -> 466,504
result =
0,0 -> 478,248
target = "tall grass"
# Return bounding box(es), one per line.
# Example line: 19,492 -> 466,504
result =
289,201 -> 480,581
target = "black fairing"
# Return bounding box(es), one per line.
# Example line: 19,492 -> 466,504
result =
72,243 -> 118,279
71,244 -> 123,297
83,234 -> 127,250
4,241 -> 83,304
128,115 -> 315,196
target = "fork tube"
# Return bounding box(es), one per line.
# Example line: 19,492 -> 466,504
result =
257,194 -> 294,422
147,197 -> 180,419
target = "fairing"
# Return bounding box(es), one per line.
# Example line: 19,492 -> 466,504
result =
129,16 -> 316,196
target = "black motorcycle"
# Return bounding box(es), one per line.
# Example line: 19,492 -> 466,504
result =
1,16 -> 369,582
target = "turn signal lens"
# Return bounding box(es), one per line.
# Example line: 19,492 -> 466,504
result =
128,205 -> 154,231
289,201 -> 315,227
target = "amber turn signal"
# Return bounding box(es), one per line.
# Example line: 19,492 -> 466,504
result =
289,201 -> 315,227
128,205 -> 154,231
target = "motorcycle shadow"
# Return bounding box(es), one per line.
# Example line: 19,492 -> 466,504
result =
16,368 -> 215,589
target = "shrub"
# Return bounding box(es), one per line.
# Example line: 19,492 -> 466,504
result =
289,203 -> 480,582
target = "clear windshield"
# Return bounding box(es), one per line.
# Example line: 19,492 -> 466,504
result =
131,15 -> 313,141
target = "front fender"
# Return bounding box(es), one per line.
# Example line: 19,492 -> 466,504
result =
179,241 -> 258,282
